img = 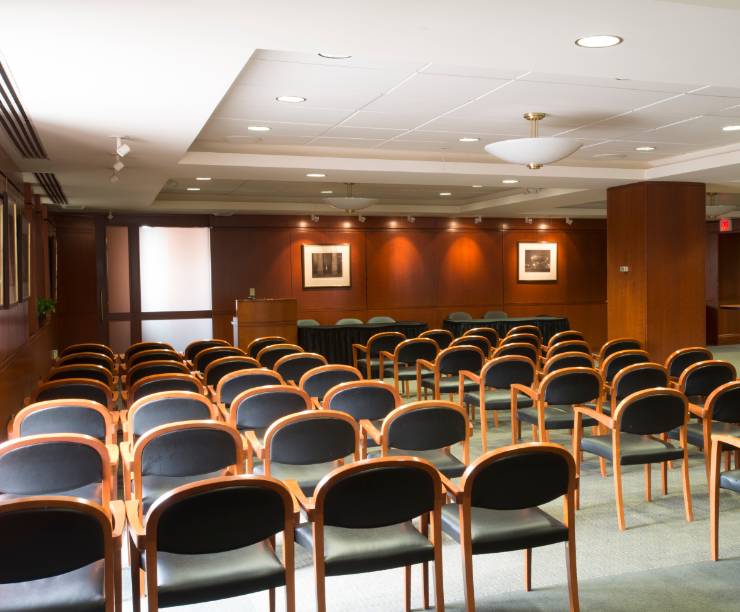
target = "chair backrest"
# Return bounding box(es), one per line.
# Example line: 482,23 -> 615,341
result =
265,410 -> 359,469
542,351 -> 594,375
128,373 -> 204,406
383,400 -> 468,454
493,342 -> 539,363
616,388 -> 687,435
545,339 -> 591,359
481,356 -> 536,390
47,364 -> 112,387
184,339 -> 229,361
146,476 -> 293,556
0,497 -> 114,591
437,345 -> 485,377
463,327 -> 500,346
246,336 -> 287,358
448,311 -> 472,321
322,380 -> 401,421
274,353 -> 328,384
315,457 -> 440,529
335,318 -> 364,325
546,330 -> 585,346
125,341 -> 174,362
463,443 -> 574,510
601,349 -> 650,383
0,434 -> 110,503
128,391 -> 216,439
297,319 -> 320,327
365,331 -> 406,358
216,369 -> 285,407
394,338 -> 439,367
706,380 -> 740,423
256,343 -> 303,369
127,360 -> 191,388
502,333 -> 541,349
33,379 -> 114,410
229,385 -> 311,431
484,310 -> 508,319
367,315 -> 396,324
203,356 -> 260,387
599,338 -> 642,361
664,346 -> 714,379
419,329 -> 454,349
57,352 -> 115,372
127,349 -> 182,370
541,367 -> 601,406
450,334 -> 492,355
194,346 -> 247,372
11,400 -> 114,444
506,325 -> 542,339
299,365 -> 363,401
133,421 -> 244,502
60,342 -> 115,360
679,360 -> 737,401
611,363 -> 669,403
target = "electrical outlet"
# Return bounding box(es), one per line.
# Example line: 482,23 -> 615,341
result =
619,265 -> 629,273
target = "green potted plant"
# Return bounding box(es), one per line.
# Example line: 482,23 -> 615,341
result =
37,297 -> 57,327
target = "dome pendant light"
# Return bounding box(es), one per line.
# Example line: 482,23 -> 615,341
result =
484,113 -> 582,169
324,182 -> 376,212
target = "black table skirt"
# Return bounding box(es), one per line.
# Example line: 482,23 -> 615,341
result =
298,321 -> 428,365
443,316 -> 570,344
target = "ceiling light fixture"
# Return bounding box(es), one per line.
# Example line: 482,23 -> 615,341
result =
115,137 -> 130,158
471,184 -> 483,188
458,137 -> 480,142
320,190 -> 333,194
109,173 -> 119,184
484,113 -> 582,169
306,173 -> 326,178
502,179 -> 519,184
318,52 -> 352,59
247,125 -> 271,132
186,187 -> 200,191
723,125 -> 740,132
565,217 -> 574,225
575,35 -> 623,48
276,95 -> 306,103
324,182 -> 376,212
635,146 -> 656,151
196,177 -> 212,181
358,215 -> 366,223
474,216 -> 482,224
439,192 -> 452,196
311,214 -> 320,222
112,158 -> 125,173
525,217 -> 534,224
407,215 -> 416,223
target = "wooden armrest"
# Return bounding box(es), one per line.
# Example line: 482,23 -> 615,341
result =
287,380 -> 298,387
217,403 -> 229,420
106,444 -> 120,467
284,479 -> 316,520
713,434 -> 740,451
688,402 -> 706,418
125,500 -> 146,547
417,359 -> 434,372
360,419 -> 382,445
573,405 -> 614,429
109,500 -> 126,539
352,343 -> 368,354
439,473 -> 463,502
459,370 -> 480,384
244,430 -> 264,455
379,350 -> 394,360
311,397 -> 322,410
511,383 -> 538,400
207,385 -> 217,398
119,441 -> 133,467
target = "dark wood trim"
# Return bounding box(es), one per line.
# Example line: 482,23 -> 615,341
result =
128,225 -> 141,343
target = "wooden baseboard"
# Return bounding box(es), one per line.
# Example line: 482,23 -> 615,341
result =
717,333 -> 740,345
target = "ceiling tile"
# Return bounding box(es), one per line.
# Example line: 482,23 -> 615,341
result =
214,97 -> 353,124
321,125 -> 407,139
311,136 -> 388,148
524,72 -> 701,93
421,63 -> 525,80
249,49 -> 427,73
198,117 -> 332,140
340,111 -> 425,130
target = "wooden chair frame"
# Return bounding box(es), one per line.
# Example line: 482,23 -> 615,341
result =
676,360 -> 737,397
595,338 -> 642,363
48,363 -> 116,388
246,336 -> 287,358
9,398 -> 117,444
505,325 -> 543,339
274,352 -> 328,385
462,326 -> 500,347
193,346 -> 248,374
286,456 -> 444,612
664,346 -> 713,382
606,362 -> 668,413
298,364 -> 363,404
543,340 -> 592,362
202,356 -> 260,394
124,373 -> 205,409
125,475 -> 297,612
183,338 -> 230,362
709,433 -> 740,561
57,352 -> 117,373
256,343 -> 304,368
416,345 -> 486,401
61,342 -> 116,361
124,342 -> 175,364
442,442 -> 578,612
352,331 -> 406,379
450,334 -> 493,357
502,332 -> 541,349
215,369 -> 286,417
542,330 -> 585,352
28,378 -> 118,412
378,337 -> 440,399
419,329 -> 454,348
573,387 -> 692,531
540,351 -> 594,378
125,349 -> 183,373
492,342 -> 540,363
124,360 -> 191,395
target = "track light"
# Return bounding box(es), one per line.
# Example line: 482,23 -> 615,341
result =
311,214 -> 320,223
109,173 -> 119,183
525,217 -> 533,224
358,215 -> 366,223
107,211 -> 114,220
113,157 -> 125,173
407,216 -> 416,223
474,216 -> 482,224
565,217 -> 574,225
116,137 -> 130,158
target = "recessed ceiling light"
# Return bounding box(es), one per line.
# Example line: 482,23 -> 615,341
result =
575,35 -> 623,48
318,52 -> 352,59
593,152 -> 627,159
502,179 -> 519,184
723,125 -> 740,132
635,146 -> 656,151
247,125 -> 271,132
306,173 -> 326,178
439,192 -> 452,196
276,95 -> 306,103
195,177 -> 211,181
471,184 -> 483,188
458,137 -> 480,142
320,190 -> 333,194
186,187 -> 200,191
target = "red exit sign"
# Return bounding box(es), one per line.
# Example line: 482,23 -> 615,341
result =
720,218 -> 733,232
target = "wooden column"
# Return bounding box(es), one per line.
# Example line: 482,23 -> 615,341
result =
607,181 -> 706,362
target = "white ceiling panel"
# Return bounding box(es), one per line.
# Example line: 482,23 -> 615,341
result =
320,125 -> 407,139
198,117 -> 332,140
249,49 -> 427,73
312,137 -> 388,148
421,63 -> 525,80
631,93 -> 740,117
523,72 -> 701,93
340,111 -> 427,130
213,97 -> 353,124
639,114 -> 740,145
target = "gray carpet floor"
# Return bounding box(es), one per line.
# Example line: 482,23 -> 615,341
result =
121,344 -> 740,611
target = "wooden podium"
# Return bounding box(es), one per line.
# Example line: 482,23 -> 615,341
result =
233,298 -> 297,352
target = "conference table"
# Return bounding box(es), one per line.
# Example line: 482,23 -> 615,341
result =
298,321 -> 428,365
443,316 -> 570,343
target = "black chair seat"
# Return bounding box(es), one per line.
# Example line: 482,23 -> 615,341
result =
720,469 -> 740,493
357,358 -> 382,377
667,422 -> 740,449
0,560 -> 105,612
440,504 -> 568,555
141,470 -> 226,514
375,448 -> 466,478
144,540 -> 285,608
464,389 -> 533,411
382,365 -> 434,381
254,461 -> 338,496
420,377 -> 478,393
0,482 -> 102,504
581,433 -> 684,465
517,405 -> 597,430
295,521 -> 434,577
583,401 -> 612,416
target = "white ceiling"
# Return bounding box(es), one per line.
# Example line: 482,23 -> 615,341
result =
3,0 -> 740,218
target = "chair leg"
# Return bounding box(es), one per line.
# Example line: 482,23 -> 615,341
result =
458,505 -> 474,612
565,539 -> 580,612
524,548 -> 532,591
145,555 -> 158,612
614,460 -> 626,531
481,406 -> 489,453
531,424 -> 538,442
404,566 -> 411,612
681,450 -> 694,523
421,513 -> 430,609
661,461 -> 668,496
644,464 -> 652,502
269,588 -> 275,612
710,440 -> 721,561
493,409 -> 499,428
129,537 -> 141,612
430,511 -> 445,612
599,457 -> 607,478
313,525 -> 327,612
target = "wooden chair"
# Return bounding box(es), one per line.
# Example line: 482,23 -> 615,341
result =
450,334 -> 492,357
596,362 -> 669,416
214,369 -> 285,414
352,331 -> 406,379
29,379 -> 118,413
57,351 -> 117,373
710,433 -> 740,560
595,338 -> 642,363
257,343 -> 304,370
379,337 -> 438,398
299,364 -> 362,403
420,328 -> 454,349
493,342 -> 540,364
416,345 -> 485,401
183,338 -> 230,362
544,340 -> 592,361
246,335 -> 287,358
501,333 -> 541,350
506,325 -> 543,340
126,476 -> 296,612
47,363 -> 115,388
541,352 -> 594,377
126,349 -> 183,372
193,346 -> 247,374
124,373 -> 205,409
441,443 -> 579,612
290,457 -> 444,612
599,350 -> 650,392
676,360 -> 736,407
543,330 -> 585,351
665,346 -> 713,381
124,341 -> 175,364
202,355 -> 260,389
574,388 -> 692,531
0,497 -> 124,612
61,342 -> 117,361
460,356 -> 537,451
274,352 -> 327,385
463,326 -> 500,347
124,360 -> 191,394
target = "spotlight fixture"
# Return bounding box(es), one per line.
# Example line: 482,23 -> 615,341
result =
318,52 -> 352,59
502,179 -> 519,184
358,215 -> 366,223
112,157 -> 125,173
722,125 -> 740,132
186,187 -> 200,191
458,137 -> 480,142
575,35 -> 623,48
306,173 -> 326,178
311,214 -> 320,222
196,177 -> 212,181
107,211 -> 114,220
276,95 -> 306,103
439,192 -> 452,196
115,137 -> 130,158
635,146 -> 655,152
565,217 -> 574,225
474,216 -> 482,224
247,125 -> 271,132
407,215 -> 416,223
109,173 -> 119,184
525,217 -> 534,224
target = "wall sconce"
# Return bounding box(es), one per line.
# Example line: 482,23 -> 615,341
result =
525,217 -> 533,224
310,214 -> 320,223
565,217 -> 573,225
474,216 -> 482,224
407,216 -> 416,223
358,215 -> 366,223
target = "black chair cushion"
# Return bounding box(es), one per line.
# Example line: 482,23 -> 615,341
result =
440,504 -> 568,554
583,401 -> 612,416
254,461 -> 338,497
294,521 -> 434,576
517,405 -> 598,430
147,541 -> 285,608
464,389 -> 533,411
141,470 -> 226,514
667,422 -> 740,450
371,449 -> 466,478
581,433 -> 684,465
0,482 -> 102,504
420,377 -> 478,392
0,560 -> 105,612
720,469 -> 740,493
382,365 -> 434,381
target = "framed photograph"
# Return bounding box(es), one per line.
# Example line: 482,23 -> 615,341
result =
518,242 -> 558,282
302,243 -> 351,288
